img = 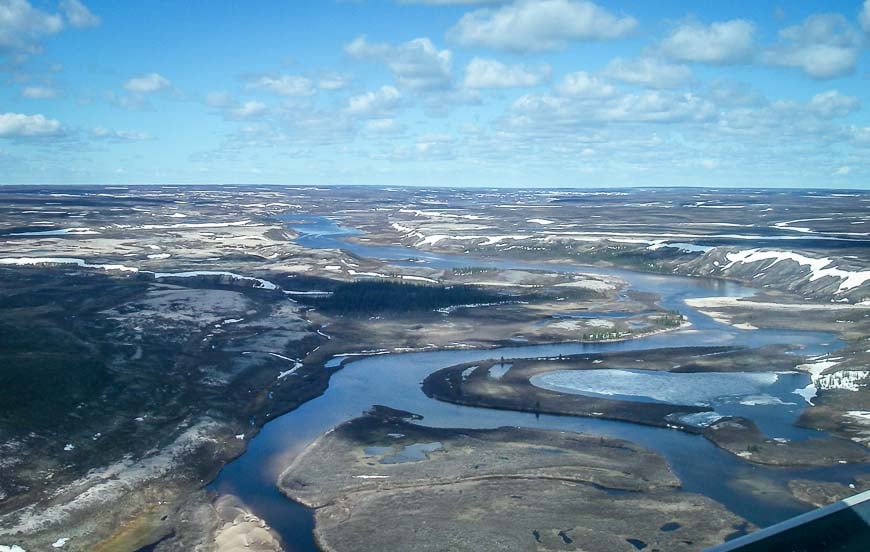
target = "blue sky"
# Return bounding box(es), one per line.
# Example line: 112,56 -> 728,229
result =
1,0 -> 869,188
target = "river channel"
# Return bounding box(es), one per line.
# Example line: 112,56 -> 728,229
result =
208,215 -> 863,552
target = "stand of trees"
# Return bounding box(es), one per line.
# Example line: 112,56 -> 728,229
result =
303,280 -> 499,314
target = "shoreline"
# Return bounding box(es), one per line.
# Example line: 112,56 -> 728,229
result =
422,349 -> 870,469
277,407 -> 751,552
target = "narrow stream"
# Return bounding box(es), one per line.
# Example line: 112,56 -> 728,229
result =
208,215 -> 861,552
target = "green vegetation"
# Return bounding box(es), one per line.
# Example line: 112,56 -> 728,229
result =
302,280 -> 500,314
652,311 -> 685,328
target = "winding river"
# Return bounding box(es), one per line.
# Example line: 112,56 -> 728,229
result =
208,215 -> 863,552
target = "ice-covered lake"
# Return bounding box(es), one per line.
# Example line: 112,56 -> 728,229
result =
529,368 -> 817,435
530,369 -> 779,406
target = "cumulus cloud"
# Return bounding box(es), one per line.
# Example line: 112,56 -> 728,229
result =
599,91 -> 716,124
510,89 -> 716,127
661,19 -> 755,64
60,0 -> 100,28
124,72 -> 171,93
0,0 -> 98,57
246,74 -> 315,96
463,57 -> 549,88
347,85 -> 402,117
21,85 -> 57,98
346,36 -> 452,91
555,71 -> 614,98
0,0 -> 63,53
0,112 -> 62,137
603,57 -> 691,88
317,72 -> 349,90
760,14 -> 862,79
448,0 -> 637,52
808,90 -> 860,119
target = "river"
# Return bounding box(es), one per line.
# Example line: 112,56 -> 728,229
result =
208,215 -> 862,552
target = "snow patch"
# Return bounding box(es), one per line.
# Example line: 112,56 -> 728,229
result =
152,270 -> 277,290
724,249 -> 870,292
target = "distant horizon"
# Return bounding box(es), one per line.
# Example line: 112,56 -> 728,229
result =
1,1 -> 870,188
2,182 -> 869,192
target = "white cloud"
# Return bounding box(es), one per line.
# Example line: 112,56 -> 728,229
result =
415,133 -> 455,157
448,0 -> 637,52
91,126 -> 150,141
760,14 -> 862,79
0,0 -> 63,52
317,73 -> 349,90
601,91 -> 716,123
0,112 -> 61,137
555,71 -> 614,98
344,35 -> 388,58
124,72 -> 171,93
246,74 -> 315,96
386,132 -> 456,161
463,57 -> 549,88
230,100 -> 268,119
809,90 -> 860,119
365,118 -> 405,134
21,85 -> 57,98
346,36 -> 452,90
661,19 -> 755,64
604,57 -> 692,89
60,0 -> 99,28
511,89 -> 716,126
347,86 -> 402,117
833,165 -> 851,175
861,1 -> 870,34
707,80 -> 764,107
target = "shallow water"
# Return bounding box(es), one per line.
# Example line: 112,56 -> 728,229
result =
378,442 -> 443,464
207,215 -> 861,551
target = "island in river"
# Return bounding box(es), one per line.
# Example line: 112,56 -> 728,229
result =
279,406 -> 751,552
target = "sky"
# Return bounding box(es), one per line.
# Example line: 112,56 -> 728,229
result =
1,0 -> 869,188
